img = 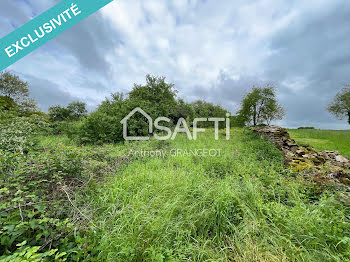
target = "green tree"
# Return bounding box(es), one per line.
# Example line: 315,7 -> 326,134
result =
48,105 -> 71,122
264,103 -> 285,125
171,98 -> 195,123
67,101 -> 88,120
238,85 -> 285,126
78,74 -> 179,144
0,71 -> 29,100
129,75 -> 177,118
0,96 -> 18,111
327,86 -> 350,125
230,115 -> 246,127
79,93 -> 127,144
0,71 -> 37,112
192,100 -> 228,117
48,101 -> 87,122
191,100 -> 229,128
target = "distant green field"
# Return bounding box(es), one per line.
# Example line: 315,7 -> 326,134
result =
288,129 -> 350,157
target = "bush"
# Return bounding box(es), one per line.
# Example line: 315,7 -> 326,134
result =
0,144 -> 87,261
48,101 -> 87,122
79,111 -> 124,144
0,150 -> 23,174
78,93 -> 131,144
297,127 -> 315,130
26,144 -> 84,179
191,100 -> 228,128
0,96 -> 18,111
50,120 -> 81,138
0,110 -> 18,124
19,111 -> 48,118
230,115 -> 246,127
0,115 -> 49,153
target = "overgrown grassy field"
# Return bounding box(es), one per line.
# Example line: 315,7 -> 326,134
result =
288,129 -> 350,157
77,129 -> 350,261
2,128 -> 350,261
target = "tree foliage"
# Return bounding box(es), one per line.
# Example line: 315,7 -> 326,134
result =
191,100 -> 229,128
0,96 -> 18,111
77,75 -> 236,143
129,74 -> 177,117
79,75 -> 180,144
66,101 -> 88,120
79,93 -> 127,144
0,71 -> 37,112
48,101 -> 87,122
0,71 -> 38,114
238,85 -> 285,126
171,98 -> 195,123
0,71 -> 29,100
327,86 -> 350,125
48,105 -> 70,122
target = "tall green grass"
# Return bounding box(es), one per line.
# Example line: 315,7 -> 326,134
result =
288,129 -> 350,157
83,129 -> 350,261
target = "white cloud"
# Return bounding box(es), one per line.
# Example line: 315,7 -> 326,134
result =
100,0 -> 279,95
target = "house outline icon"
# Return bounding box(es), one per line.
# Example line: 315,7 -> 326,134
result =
120,107 -> 153,140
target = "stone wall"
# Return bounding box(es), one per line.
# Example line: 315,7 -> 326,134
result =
251,126 -> 350,186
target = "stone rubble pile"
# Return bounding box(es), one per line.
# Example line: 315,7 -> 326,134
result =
251,126 -> 350,186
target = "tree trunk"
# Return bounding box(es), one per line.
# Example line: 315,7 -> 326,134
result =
253,105 -> 257,126
348,111 -> 350,125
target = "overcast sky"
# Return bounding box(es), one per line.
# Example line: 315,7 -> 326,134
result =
1,0 -> 350,129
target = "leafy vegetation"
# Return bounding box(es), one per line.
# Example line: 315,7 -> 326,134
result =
0,145 -> 85,261
238,85 -> 285,126
297,126 -> 315,130
3,126 -> 350,261
0,114 -> 48,153
328,86 -> 350,125
0,71 -> 37,113
0,126 -> 131,260
48,102 -> 88,122
1,72 -> 350,261
78,129 -> 349,261
74,75 -> 230,144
